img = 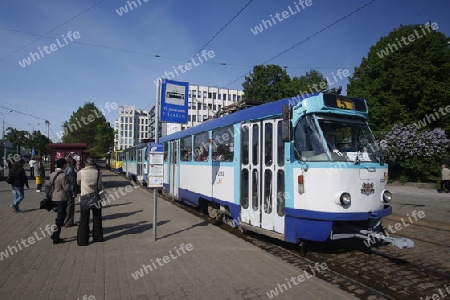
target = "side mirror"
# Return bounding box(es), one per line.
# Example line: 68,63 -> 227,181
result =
281,105 -> 292,142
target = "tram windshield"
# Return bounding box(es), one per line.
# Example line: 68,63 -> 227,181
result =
293,115 -> 383,163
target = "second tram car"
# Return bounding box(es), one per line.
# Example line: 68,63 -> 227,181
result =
109,150 -> 124,174
123,143 -> 149,185
158,92 -> 414,250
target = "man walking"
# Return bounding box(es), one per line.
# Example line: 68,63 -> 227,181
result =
50,158 -> 70,244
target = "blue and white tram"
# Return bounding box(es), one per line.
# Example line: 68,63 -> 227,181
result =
159,92 -> 413,249
123,143 -> 149,185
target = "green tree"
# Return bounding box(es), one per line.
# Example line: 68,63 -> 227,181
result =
289,69 -> 329,96
5,127 -> 28,153
242,65 -> 329,102
27,130 -> 51,157
242,65 -> 291,102
61,103 -> 114,157
347,23 -> 450,135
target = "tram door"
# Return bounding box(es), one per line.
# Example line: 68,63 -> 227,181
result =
137,148 -> 143,179
169,141 -> 179,197
240,120 -> 285,233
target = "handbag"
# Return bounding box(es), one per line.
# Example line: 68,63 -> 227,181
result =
82,166 -> 102,209
39,172 -> 62,211
6,173 -> 13,184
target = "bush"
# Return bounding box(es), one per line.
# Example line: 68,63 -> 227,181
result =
380,124 -> 449,182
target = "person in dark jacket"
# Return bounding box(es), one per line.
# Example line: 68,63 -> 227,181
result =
9,159 -> 29,212
50,158 -> 70,244
64,156 -> 78,227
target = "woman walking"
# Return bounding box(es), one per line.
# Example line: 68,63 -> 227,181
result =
9,159 -> 29,212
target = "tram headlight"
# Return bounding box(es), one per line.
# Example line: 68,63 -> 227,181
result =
339,193 -> 351,207
382,190 -> 392,203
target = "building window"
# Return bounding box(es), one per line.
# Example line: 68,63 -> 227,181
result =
223,94 -> 227,100
192,115 -> 196,122
213,92 -> 217,99
218,94 -> 221,100
237,95 -> 241,101
233,94 -> 237,101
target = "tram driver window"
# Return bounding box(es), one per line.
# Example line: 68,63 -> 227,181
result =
212,126 -> 234,162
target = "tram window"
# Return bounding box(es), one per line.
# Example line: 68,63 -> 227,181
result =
277,170 -> 285,216
252,169 -> 258,211
194,132 -> 209,161
241,126 -> 249,165
264,170 -> 272,214
277,121 -> 284,166
252,124 -> 259,165
180,136 -> 192,161
265,123 -> 273,166
163,143 -> 168,161
241,169 -> 249,209
212,126 -> 234,162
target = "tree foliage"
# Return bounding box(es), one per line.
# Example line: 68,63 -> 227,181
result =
242,65 -> 328,102
61,102 -> 114,157
347,23 -> 450,135
5,128 -> 28,152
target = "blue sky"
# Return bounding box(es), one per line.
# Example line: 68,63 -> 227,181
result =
0,0 -> 449,142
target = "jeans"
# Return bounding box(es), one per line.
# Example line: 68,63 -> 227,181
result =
12,187 -> 24,208
51,201 -> 68,240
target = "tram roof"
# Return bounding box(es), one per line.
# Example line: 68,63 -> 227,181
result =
160,92 -> 320,142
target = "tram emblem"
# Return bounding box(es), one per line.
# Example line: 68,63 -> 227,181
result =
361,183 -> 375,195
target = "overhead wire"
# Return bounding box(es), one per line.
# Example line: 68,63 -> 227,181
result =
0,0 -> 105,62
189,0 -> 254,59
225,0 -> 379,87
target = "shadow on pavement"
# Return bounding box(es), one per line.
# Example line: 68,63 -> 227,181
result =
102,202 -> 132,209
102,210 -> 144,221
103,181 -> 136,188
103,219 -> 170,241
159,220 -> 210,240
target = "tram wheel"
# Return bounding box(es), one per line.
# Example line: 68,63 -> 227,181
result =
208,203 -> 219,219
298,240 -> 308,256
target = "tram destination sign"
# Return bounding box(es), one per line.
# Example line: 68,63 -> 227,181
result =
160,79 -> 189,124
323,94 -> 367,112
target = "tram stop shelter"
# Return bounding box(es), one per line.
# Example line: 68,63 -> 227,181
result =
49,143 -> 89,172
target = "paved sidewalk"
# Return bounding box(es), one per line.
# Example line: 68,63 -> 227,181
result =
0,170 -> 356,300
387,184 -> 450,227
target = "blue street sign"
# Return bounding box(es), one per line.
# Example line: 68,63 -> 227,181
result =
160,79 -> 189,124
31,148 -> 35,155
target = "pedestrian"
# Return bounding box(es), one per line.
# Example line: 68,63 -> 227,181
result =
49,158 -> 70,244
9,159 -> 29,212
28,156 -> 36,178
64,156 -> 78,227
34,157 -> 45,192
76,156 -> 104,246
440,164 -> 450,193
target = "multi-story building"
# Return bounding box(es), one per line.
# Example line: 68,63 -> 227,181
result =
114,105 -> 150,151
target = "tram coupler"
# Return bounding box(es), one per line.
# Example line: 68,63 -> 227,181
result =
361,230 -> 415,249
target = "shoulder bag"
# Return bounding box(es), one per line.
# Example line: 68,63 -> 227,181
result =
39,172 -> 62,211
81,166 -> 102,209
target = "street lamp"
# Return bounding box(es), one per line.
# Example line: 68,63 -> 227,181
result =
0,110 -> 13,139
45,120 -> 50,140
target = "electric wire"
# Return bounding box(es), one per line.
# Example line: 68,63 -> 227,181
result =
189,0 -> 254,59
225,0 -> 379,87
0,0 -> 105,62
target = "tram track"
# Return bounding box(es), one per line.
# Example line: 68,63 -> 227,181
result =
131,181 -> 450,299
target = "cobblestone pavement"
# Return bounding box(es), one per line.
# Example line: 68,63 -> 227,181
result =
0,171 -> 356,300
